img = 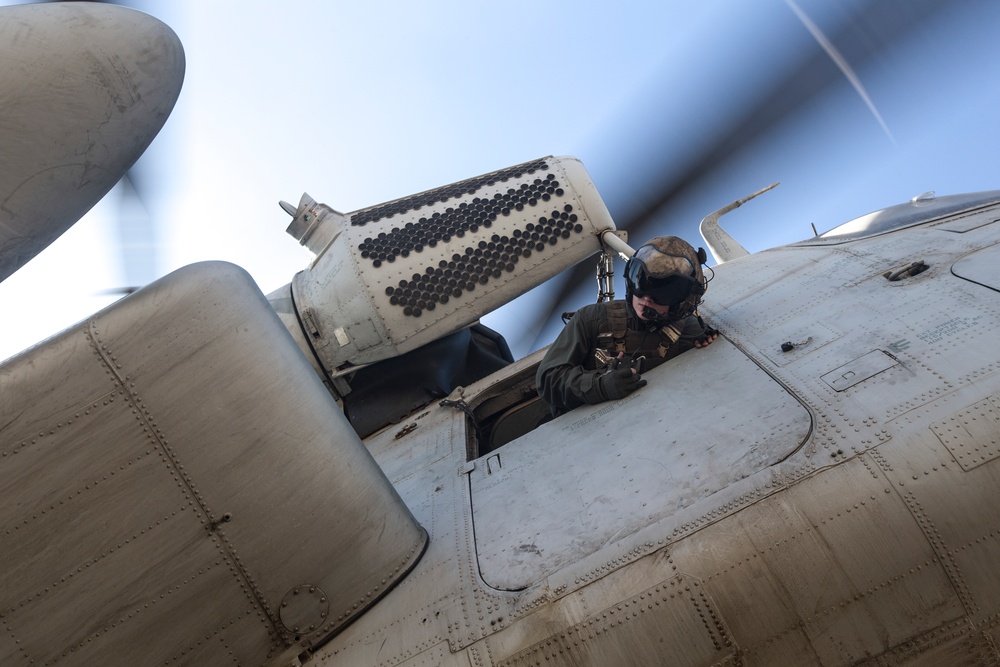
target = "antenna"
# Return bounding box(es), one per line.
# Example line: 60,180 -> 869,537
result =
699,182 -> 780,264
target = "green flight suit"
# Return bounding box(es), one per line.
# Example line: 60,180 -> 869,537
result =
536,300 -> 709,416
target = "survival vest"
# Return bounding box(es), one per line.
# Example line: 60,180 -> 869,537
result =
585,301 -> 689,372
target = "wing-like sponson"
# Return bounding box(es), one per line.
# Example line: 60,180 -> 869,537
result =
0,262 -> 426,665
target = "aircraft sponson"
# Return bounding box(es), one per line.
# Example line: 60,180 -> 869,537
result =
0,261 -> 426,665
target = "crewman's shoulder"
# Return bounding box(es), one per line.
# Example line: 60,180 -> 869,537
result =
571,301 -> 620,323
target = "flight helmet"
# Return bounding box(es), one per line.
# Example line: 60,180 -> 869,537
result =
624,236 -> 708,323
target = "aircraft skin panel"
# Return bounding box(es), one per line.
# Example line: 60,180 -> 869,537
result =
318,410 -> 475,666
705,458 -> 962,664
313,196 -> 1000,666
0,428 -> 182,610
469,338 -> 812,591
6,533 -> 269,665
952,240 -> 1000,293
0,261 -> 427,666
930,394 -> 1000,473
478,458 -> 961,666
496,575 -> 734,667
854,623 -> 994,667
878,382 -> 1000,628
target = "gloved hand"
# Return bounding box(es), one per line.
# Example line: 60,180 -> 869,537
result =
597,366 -> 647,401
694,315 -> 719,348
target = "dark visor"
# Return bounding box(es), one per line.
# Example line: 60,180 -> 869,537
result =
626,260 -> 698,307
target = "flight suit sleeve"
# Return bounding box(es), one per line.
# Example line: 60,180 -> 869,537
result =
535,306 -> 608,415
675,314 -> 711,348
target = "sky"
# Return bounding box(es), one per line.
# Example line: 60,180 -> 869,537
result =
2,0 -> 999,361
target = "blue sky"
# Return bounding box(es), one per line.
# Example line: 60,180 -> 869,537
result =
2,0 -> 998,360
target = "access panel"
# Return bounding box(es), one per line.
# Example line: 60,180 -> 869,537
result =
469,339 -> 810,590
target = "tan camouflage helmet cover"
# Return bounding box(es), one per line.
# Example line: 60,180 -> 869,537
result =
627,236 -> 708,318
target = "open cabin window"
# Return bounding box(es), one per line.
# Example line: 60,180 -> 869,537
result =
463,338 -> 812,591
466,354 -> 553,458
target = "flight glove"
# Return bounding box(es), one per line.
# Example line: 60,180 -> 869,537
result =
597,366 -> 647,401
694,315 -> 719,346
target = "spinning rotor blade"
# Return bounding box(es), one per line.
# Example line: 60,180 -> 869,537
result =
0,2 -> 184,284
523,0 -> 952,353
110,171 -> 160,295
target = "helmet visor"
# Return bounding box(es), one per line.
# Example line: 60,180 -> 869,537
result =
626,246 -> 699,307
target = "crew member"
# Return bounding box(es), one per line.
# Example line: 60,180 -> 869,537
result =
536,236 -> 718,416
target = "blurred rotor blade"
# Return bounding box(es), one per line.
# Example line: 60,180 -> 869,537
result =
0,2 -> 184,284
524,0 -> 951,353
114,172 -> 159,294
